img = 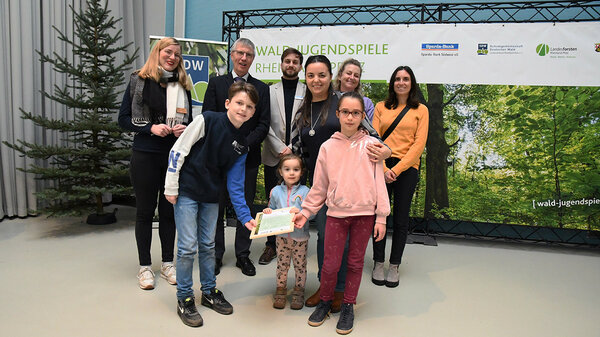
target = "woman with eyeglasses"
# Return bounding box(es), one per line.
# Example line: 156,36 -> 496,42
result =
292,55 -> 390,313
371,66 -> 429,288
118,37 -> 192,290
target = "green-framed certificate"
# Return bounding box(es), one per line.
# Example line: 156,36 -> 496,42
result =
249,207 -> 295,239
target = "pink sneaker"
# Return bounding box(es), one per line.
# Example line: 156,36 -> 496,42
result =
137,266 -> 155,290
160,262 -> 176,285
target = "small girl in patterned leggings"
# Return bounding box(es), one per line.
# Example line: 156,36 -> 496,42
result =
262,154 -> 310,310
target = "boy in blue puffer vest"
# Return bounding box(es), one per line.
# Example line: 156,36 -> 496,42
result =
164,82 -> 258,328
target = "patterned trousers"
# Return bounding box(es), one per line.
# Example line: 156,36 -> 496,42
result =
275,236 -> 308,288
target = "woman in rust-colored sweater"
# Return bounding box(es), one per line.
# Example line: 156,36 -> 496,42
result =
371,66 -> 429,288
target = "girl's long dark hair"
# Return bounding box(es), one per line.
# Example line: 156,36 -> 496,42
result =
337,91 -> 365,112
296,55 -> 334,128
384,65 -> 420,110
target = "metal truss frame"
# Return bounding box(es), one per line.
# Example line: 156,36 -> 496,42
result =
411,218 -> 600,247
222,1 -> 600,247
223,1 -> 600,52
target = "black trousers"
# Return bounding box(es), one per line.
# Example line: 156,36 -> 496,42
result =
130,150 -> 175,266
214,165 -> 258,260
373,163 -> 419,265
263,164 -> 279,249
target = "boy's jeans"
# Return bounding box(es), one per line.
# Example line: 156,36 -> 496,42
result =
174,195 -> 219,300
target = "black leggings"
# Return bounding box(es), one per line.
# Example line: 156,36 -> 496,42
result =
373,162 -> 419,265
130,150 -> 175,266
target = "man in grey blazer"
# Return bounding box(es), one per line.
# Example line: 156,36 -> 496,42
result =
258,48 -> 305,265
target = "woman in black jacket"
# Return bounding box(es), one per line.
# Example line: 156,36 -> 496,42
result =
118,37 -> 192,290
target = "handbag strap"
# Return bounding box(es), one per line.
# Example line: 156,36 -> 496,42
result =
381,105 -> 411,141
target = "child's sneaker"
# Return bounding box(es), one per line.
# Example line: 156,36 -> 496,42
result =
160,262 -> 177,285
177,297 -> 203,327
137,266 -> 155,290
336,303 -> 354,335
201,288 -> 233,315
290,286 -> 304,310
273,287 -> 287,309
308,300 -> 331,327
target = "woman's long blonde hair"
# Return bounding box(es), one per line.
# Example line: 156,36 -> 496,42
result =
333,58 -> 363,93
138,37 -> 190,90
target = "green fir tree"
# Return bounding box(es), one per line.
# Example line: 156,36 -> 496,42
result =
4,0 -> 138,218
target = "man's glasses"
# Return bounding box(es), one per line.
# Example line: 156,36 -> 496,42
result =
232,50 -> 255,59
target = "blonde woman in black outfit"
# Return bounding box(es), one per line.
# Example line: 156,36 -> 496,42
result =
118,37 -> 192,290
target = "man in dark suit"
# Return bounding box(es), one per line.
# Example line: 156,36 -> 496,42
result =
202,38 -> 270,276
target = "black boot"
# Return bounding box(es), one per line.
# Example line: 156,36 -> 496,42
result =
336,303 -> 354,335
308,300 -> 332,327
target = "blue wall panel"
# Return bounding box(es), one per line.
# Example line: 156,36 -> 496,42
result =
165,0 -> 175,37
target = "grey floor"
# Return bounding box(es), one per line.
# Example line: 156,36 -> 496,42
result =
1,205 -> 599,337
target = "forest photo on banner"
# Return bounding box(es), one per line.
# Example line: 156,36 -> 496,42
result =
242,22 -> 600,231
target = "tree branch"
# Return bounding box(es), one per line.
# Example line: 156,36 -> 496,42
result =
442,84 -> 466,108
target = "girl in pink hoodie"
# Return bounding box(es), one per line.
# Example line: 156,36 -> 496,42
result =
294,91 -> 390,335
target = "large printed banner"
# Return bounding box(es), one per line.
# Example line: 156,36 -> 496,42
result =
241,22 -> 600,86
242,24 -> 600,231
150,36 -> 228,115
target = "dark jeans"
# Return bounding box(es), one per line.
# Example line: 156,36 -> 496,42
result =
373,164 -> 419,265
130,150 -> 175,266
215,165 -> 257,260
263,164 -> 279,249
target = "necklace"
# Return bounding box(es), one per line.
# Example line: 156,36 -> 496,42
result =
309,105 -> 322,136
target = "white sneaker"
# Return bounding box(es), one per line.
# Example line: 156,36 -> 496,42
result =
160,262 -> 177,285
138,266 -> 155,290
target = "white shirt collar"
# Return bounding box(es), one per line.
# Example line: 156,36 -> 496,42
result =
231,70 -> 249,81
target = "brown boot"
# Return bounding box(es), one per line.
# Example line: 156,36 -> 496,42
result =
305,286 -> 321,307
273,287 -> 287,309
290,286 -> 304,310
331,291 -> 344,313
